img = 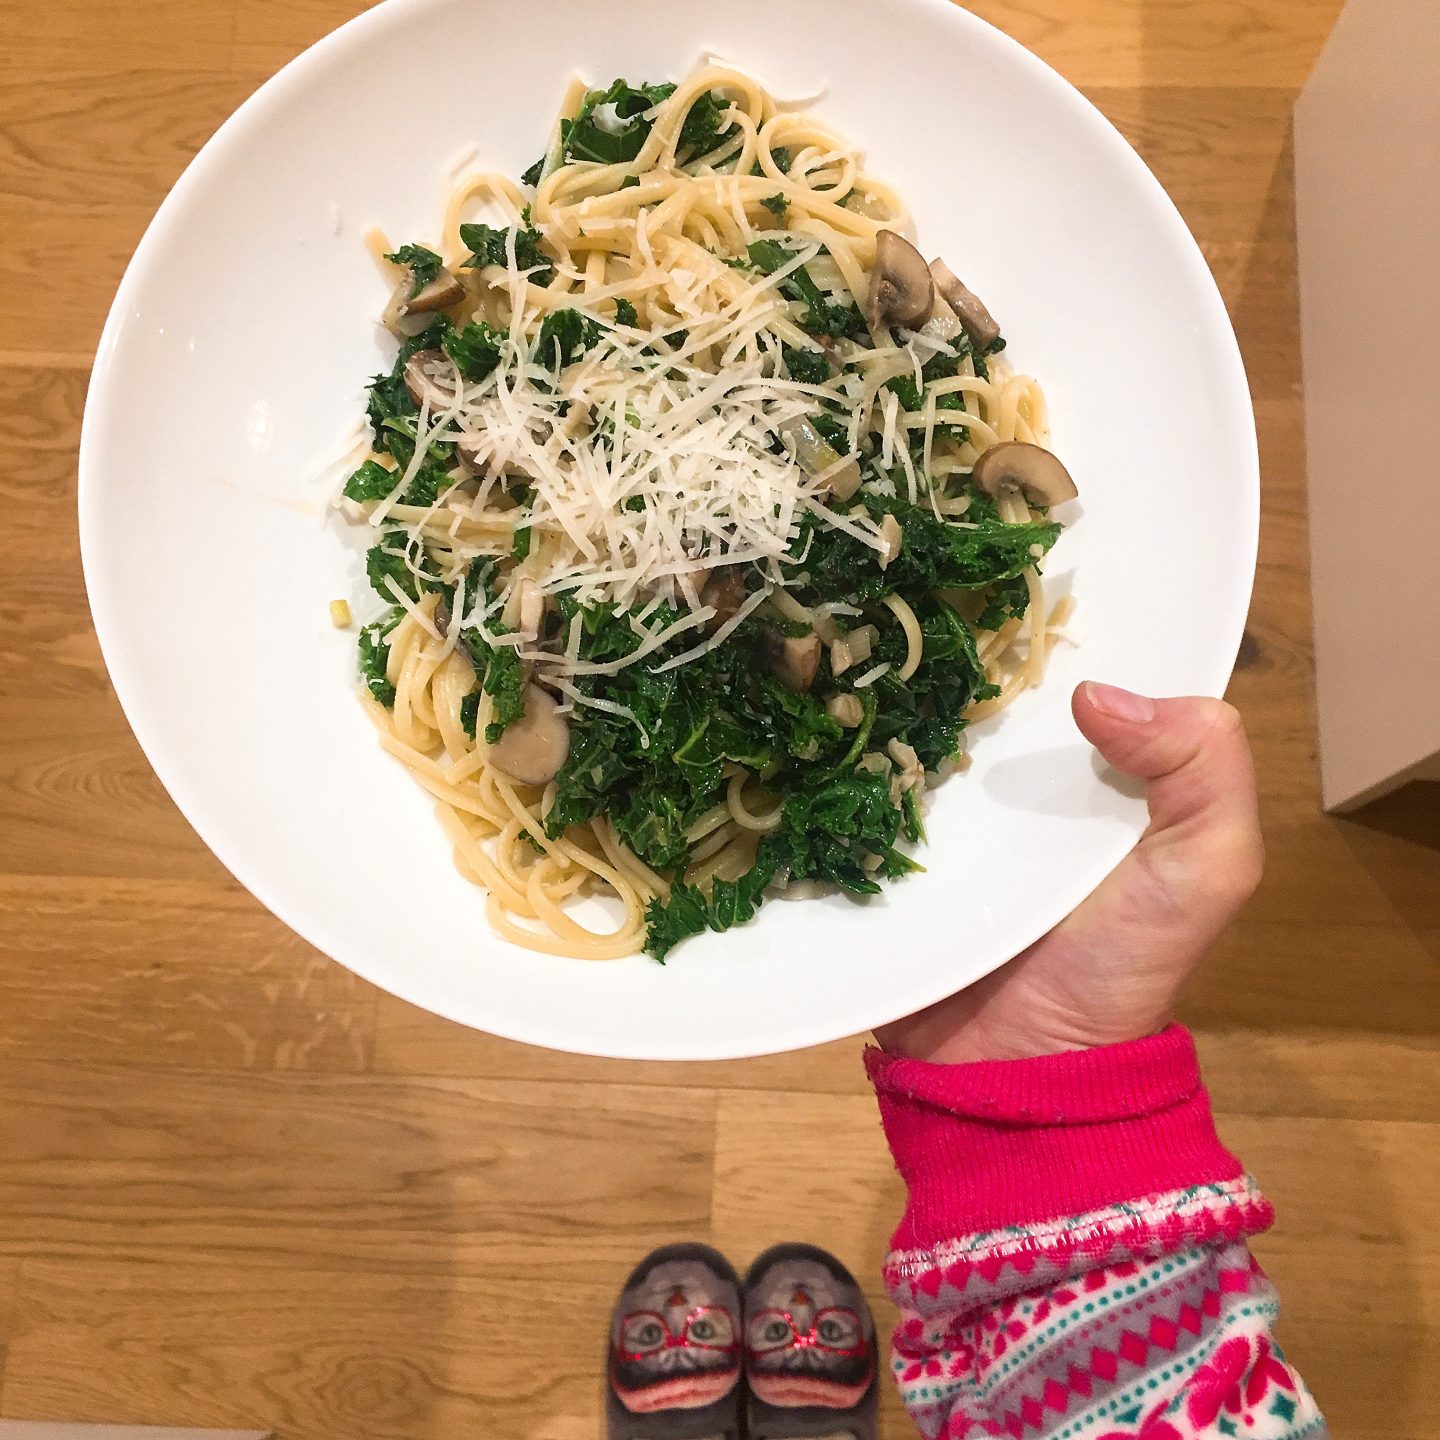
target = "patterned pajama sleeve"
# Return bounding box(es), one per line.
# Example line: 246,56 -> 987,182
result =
867,1027 -> 1326,1439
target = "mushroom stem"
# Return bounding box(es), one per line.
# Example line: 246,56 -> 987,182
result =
928,259 -> 1002,350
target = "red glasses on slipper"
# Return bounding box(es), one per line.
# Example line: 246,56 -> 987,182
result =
747,1304 -> 869,1358
617,1305 -> 741,1362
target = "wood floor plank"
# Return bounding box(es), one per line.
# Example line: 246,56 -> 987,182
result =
0,3 -> 237,79
4,1261 -> 612,1440
1254,1321 -> 1440,1440
965,0 -> 1345,89
1224,1115 -> 1440,1329
1185,916 -> 1440,1036
371,1002 -> 873,1093
0,701 -> 225,882
0,1065 -> 715,1281
226,0 -> 1347,90
712,1090 -> 912,1440
0,878 -> 372,1074
1195,1030 -> 1440,1123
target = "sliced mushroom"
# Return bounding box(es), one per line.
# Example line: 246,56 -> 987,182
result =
487,684 -> 571,787
403,350 -> 461,412
404,266 -> 465,314
699,568 -> 747,631
455,434 -> 485,469
876,513 -> 903,570
971,441 -> 1079,508
380,265 -> 465,338
826,693 -> 864,728
865,230 -> 935,331
928,259 -> 1001,349
758,630 -> 821,692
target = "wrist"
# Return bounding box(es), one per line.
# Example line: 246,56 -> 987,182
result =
876,992 -> 1173,1064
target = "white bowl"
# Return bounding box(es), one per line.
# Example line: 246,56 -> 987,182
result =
80,0 -> 1256,1060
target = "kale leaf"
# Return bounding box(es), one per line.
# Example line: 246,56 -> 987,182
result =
746,239 -> 867,339
459,220 -> 553,284
795,495 -> 1061,602
643,768 -> 918,959
782,345 -> 831,384
536,307 -> 601,367
461,626 -> 526,743
761,192 -> 789,220
645,861 -> 775,962
342,460 -> 397,503
357,610 -> 401,706
366,533 -> 421,601
752,146 -> 793,176
976,574 -> 1031,632
613,297 -> 638,327
344,458 -> 447,508
459,690 -> 482,738
511,487 -> 536,560
365,317 -> 451,461
444,321 -> 504,381
561,79 -> 676,165
383,243 -> 442,298
678,89 -> 735,157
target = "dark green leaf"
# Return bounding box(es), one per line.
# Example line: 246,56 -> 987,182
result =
365,316 -> 452,460
746,239 -> 867,339
357,610 -> 402,706
678,89 -> 735,156
343,460 -> 398,503
511,487 -> 536,560
383,243 -> 442,299
794,495 -> 1060,602
562,79 -> 676,165
536,307 -> 601,368
459,691 -> 481,738
461,627 -> 526,743
366,534 -> 421,602
443,321 -> 504,381
459,220 -> 553,284
782,345 -> 830,384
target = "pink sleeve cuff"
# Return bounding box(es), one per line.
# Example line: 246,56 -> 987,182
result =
866,1025 -> 1243,1246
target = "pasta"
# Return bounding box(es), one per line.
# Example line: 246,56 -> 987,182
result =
337,66 -> 1077,961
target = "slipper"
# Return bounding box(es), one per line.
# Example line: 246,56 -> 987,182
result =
742,1243 -> 879,1440
606,1242 -> 745,1440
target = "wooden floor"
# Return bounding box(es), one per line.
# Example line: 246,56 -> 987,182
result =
2,1 -> 1437,1435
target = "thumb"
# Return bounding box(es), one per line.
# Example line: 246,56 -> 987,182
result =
1073,682 -> 1264,866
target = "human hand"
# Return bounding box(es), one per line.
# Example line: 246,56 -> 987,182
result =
874,683 -> 1264,1064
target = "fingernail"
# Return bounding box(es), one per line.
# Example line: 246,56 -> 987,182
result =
1084,682 -> 1156,724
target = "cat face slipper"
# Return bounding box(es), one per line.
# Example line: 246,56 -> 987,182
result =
606,1242 -> 745,1440
743,1243 -> 878,1440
